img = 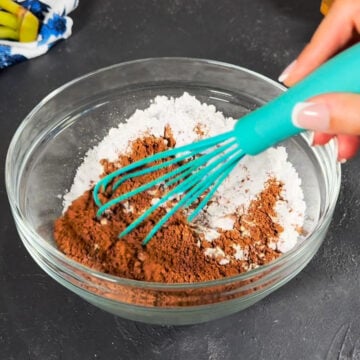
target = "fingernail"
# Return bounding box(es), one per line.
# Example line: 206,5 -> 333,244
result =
339,158 -> 347,164
292,102 -> 330,131
278,60 -> 297,83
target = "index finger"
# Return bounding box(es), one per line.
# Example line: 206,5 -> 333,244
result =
284,0 -> 360,86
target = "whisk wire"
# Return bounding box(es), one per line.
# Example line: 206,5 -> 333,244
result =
163,139 -> 237,186
111,152 -> 189,191
187,151 -> 243,221
93,130 -> 235,208
93,130 -> 244,243
140,147 -> 243,244
96,170 -> 178,217
181,145 -> 242,209
118,164 -> 202,240
118,142 -> 242,244
95,139 -> 236,217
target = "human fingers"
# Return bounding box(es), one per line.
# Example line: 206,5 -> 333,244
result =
279,0 -> 360,86
309,132 -> 359,160
312,132 -> 335,146
292,93 -> 360,135
336,134 -> 360,161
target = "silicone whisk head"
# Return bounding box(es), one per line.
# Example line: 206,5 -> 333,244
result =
93,129 -> 244,244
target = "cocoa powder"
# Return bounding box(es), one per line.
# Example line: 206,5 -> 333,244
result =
54,128 -> 284,283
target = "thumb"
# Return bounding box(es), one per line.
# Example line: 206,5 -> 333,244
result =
292,93 -> 360,135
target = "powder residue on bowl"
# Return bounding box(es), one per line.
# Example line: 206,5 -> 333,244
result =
55,93 -> 306,283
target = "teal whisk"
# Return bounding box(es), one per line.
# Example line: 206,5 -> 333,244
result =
93,43 -> 360,245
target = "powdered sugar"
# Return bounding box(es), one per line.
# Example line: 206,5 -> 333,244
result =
63,92 -> 305,256
63,93 -> 233,209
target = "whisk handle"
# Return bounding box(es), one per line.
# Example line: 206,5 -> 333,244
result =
234,42 -> 360,155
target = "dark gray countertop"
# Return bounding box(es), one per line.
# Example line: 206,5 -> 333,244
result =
1,1 -> 360,359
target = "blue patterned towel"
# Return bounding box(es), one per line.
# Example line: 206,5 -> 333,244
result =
0,0 -> 78,69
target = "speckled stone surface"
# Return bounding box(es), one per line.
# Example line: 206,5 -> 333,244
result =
1,1 -> 360,359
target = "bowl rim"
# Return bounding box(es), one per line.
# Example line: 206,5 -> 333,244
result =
5,56 -> 342,289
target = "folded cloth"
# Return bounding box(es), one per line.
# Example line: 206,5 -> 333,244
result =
0,0 -> 78,69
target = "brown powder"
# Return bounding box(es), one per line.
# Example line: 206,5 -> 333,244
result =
54,127 -> 283,284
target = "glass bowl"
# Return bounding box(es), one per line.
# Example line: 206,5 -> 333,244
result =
5,58 -> 341,325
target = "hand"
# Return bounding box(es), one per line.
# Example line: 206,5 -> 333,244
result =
278,0 -> 360,161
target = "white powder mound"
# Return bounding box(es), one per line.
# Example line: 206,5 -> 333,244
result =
63,92 -> 233,209
63,92 -> 306,254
